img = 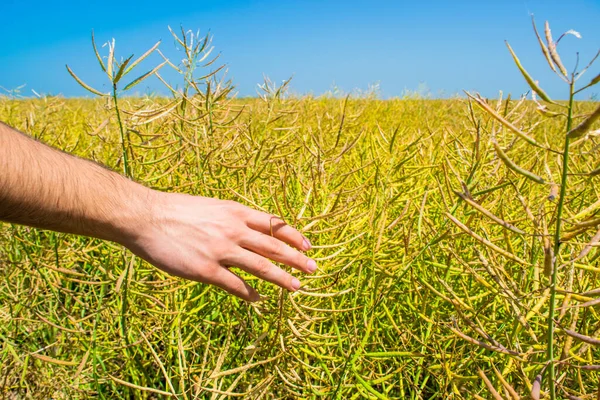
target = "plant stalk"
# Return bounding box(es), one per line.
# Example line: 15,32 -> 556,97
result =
112,83 -> 131,179
111,82 -> 133,346
546,80 -> 575,399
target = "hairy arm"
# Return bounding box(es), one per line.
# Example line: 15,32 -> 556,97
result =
0,122 -> 151,241
0,122 -> 316,301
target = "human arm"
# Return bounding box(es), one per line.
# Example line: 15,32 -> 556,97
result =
0,121 -> 316,301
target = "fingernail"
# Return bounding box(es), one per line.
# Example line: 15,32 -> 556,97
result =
307,259 -> 317,273
302,237 -> 312,251
291,278 -> 301,290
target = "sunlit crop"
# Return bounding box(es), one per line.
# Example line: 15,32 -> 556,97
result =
1,21 -> 599,399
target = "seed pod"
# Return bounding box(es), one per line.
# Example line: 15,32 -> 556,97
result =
113,55 -> 133,84
543,245 -> 554,277
531,84 -> 562,118
449,325 -> 521,356
563,328 -> 600,346
535,104 -> 562,118
573,198 -> 600,221
123,60 -> 169,91
560,307 -> 580,363
106,38 -> 115,79
576,365 -> 600,370
571,217 -> 600,230
505,41 -> 555,104
575,297 -> 600,309
477,369 -> 504,400
532,16 -> 557,73
567,103 -> 600,139
468,92 -> 542,147
542,215 -> 553,277
548,184 -> 559,201
545,21 -> 568,77
124,40 -> 162,76
446,212 -> 530,265
574,228 -> 600,262
492,138 -> 545,184
492,365 -> 521,400
454,190 -> 525,234
91,31 -> 107,73
531,374 -> 542,400
66,65 -> 108,97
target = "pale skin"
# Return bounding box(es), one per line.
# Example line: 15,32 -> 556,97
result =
0,121 -> 317,302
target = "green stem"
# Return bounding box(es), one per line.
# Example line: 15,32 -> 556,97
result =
546,81 -> 574,399
111,83 -> 132,346
112,83 -> 131,179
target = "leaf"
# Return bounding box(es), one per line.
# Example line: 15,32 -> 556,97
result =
124,41 -> 161,76
123,60 -> 167,91
65,65 -> 107,96
505,41 -> 556,104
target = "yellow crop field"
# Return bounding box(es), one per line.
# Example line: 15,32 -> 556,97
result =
1,24 -> 600,399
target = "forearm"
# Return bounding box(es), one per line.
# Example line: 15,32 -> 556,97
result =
0,121 -> 153,244
0,121 -> 316,301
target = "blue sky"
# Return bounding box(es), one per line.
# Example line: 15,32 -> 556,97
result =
1,0 -> 598,99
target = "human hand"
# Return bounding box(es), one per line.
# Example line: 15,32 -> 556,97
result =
122,191 -> 316,302
0,122 -> 315,302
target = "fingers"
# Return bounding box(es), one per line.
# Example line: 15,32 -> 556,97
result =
208,266 -> 261,302
228,249 -> 302,292
245,210 -> 311,252
215,202 -> 316,298
241,232 -> 317,274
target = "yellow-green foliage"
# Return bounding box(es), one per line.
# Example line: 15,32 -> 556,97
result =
1,94 -> 599,399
